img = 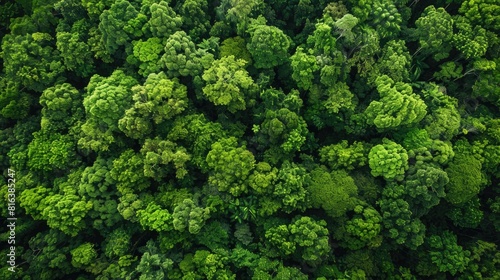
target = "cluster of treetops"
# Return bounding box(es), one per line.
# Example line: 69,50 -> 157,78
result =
1,0 -> 500,279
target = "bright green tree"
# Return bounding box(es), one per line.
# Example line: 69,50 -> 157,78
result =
246,21 -> 291,69
309,168 -> 358,218
205,137 -> 255,196
368,138 -> 409,181
161,31 -> 214,77
202,55 -> 258,113
365,75 -> 427,130
147,1 -> 182,38
172,198 -> 210,234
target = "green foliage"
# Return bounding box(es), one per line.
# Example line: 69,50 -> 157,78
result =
308,168 -> 358,218
141,137 -> 191,180
414,6 -> 454,60
27,132 -> 77,172
220,36 -> 252,63
202,55 -> 257,113
132,241 -> 173,280
447,197 -> 484,228
369,0 -> 402,38
0,78 -> 31,119
255,108 -> 308,153
290,47 -> 319,90
172,199 -> 210,234
319,140 -> 368,170
119,72 -> 188,139
79,70 -> 138,152
111,149 -> 150,195
453,16 -> 489,60
372,40 -> 411,83
459,0 -> 500,32
334,204 -> 383,250
1,32 -> 64,92
266,216 -> 330,265
179,0 -> 210,39
403,162 -> 448,217
137,202 -> 173,232
71,243 -> 97,268
206,137 -> 255,196
365,75 -> 427,130
247,22 -> 291,69
148,1 -> 182,38
272,162 -> 310,213
368,138 -> 409,181
161,31 -> 214,77
127,37 -> 164,77
39,83 -> 83,132
3,1 -> 500,278
424,230 -> 471,276
445,150 -> 486,205
378,183 -> 426,249
56,30 -> 95,77
98,0 -> 146,54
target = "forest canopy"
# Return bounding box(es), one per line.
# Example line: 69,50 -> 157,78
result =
1,0 -> 500,279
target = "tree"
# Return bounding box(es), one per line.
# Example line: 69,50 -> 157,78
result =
414,6 -> 454,61
368,138 -> 409,181
167,114 -> 227,172
0,78 -> 31,119
179,249 -> 236,279
365,75 -> 427,130
202,55 -> 258,113
1,32 -> 64,92
453,16 -> 489,60
119,72 -> 188,139
110,149 -> 150,195
459,0 -> 500,33
378,183 -> 426,249
403,162 -> 448,217
179,0 -> 210,39
127,37 -> 164,77
368,0 -> 402,39
136,203 -> 173,232
78,158 -> 122,231
417,230 -> 471,276
161,31 -> 214,77
141,137 -> 191,180
205,137 -> 255,196
319,140 -> 368,171
246,21 -> 291,69
42,190 -> 93,237
446,197 -> 484,228
147,1 -> 182,38
308,168 -> 358,218
254,108 -> 308,153
334,204 -> 383,250
420,83 -> 461,140
56,30 -> 95,77
98,0 -> 147,54
220,36 -> 252,63
371,40 -> 411,83
290,47 -> 319,90
272,161 -> 310,213
71,243 -> 97,269
130,240 -> 173,280
172,198 -> 210,234
445,150 -> 486,205
333,13 -> 359,43
27,131 -> 77,172
39,83 -> 84,132
78,70 -> 138,152
265,216 -> 330,265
